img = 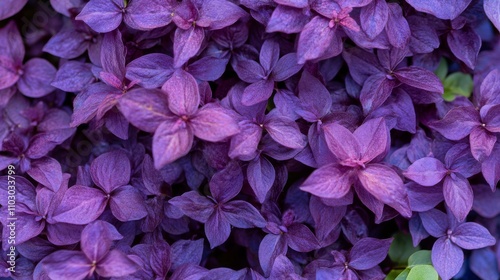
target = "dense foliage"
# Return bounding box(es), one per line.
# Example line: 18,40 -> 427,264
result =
1,0 -> 500,279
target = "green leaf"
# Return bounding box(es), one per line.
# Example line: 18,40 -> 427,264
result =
408,250 -> 432,266
407,265 -> 439,280
435,58 -> 448,81
394,268 -> 411,280
389,233 -> 420,265
385,269 -> 405,280
442,72 -> 473,101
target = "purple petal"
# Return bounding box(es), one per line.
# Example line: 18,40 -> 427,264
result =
190,103 -> 239,142
273,53 -> 303,81
232,58 -> 266,83
260,39 -> 280,73
125,53 -> 174,89
0,21 -> 24,64
258,234 -> 287,277
407,182 -> 444,212
188,56 -> 228,81
342,47 -> 383,85
432,238 -> 464,280
274,0 -> 308,8
196,0 -> 247,30
17,58 -> 56,98
42,251 -> 90,280
46,223 -> 83,246
52,186 -> 107,225
482,104 -> 500,133
452,222 -> 496,250
358,163 -> 411,217
264,114 -> 306,149
297,16 -> 340,64
448,26 -> 481,69
409,214 -> 430,247
394,66 -> 443,93
404,157 -> 447,186
51,61 -> 94,92
385,3 -> 410,48
1,212 -> 44,249
470,248 -> 499,280
322,123 -> 361,162
110,185 -> 148,221
485,0 -> 500,32
420,209 -> 448,237
0,58 -> 20,91
241,78 -> 275,106
443,173 -> 473,222
43,29 -> 88,59
310,196 -> 345,245
222,200 -> 267,228
153,118 -> 193,169
96,249 -> 139,277
478,69 -> 500,106
101,30 -> 126,81
298,71 -> 332,119
118,88 -> 171,133
482,145 -> 500,190
0,0 -> 28,20
169,191 -> 214,223
205,209 -> 231,248
81,220 -> 122,262
209,161 -> 243,203
123,0 -> 173,30
360,73 -> 397,114
470,127 -> 496,162
354,117 -> 389,163
300,164 -> 355,199
170,239 -> 204,271
360,0 -> 388,39
351,189 -> 384,223
228,121 -> 262,160
286,223 -> 319,252
473,183 -> 500,218
91,150 -> 131,193
349,237 -> 392,270
429,106 -> 480,140
70,83 -> 115,126
247,156 -> 275,203
407,16 -> 440,54
27,157 -> 62,192
173,26 -> 205,68
266,5 -> 310,34
75,0 -> 123,32
162,70 -> 200,116
405,0 -> 472,20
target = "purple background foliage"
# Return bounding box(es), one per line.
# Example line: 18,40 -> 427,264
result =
0,0 -> 500,279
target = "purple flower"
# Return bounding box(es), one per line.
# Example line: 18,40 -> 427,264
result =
152,69 -> 239,169
259,204 -> 319,276
53,150 -> 147,224
0,0 -> 28,20
420,209 -> 496,280
76,0 -> 175,32
171,0 -> 247,67
300,117 -> 411,218
232,39 -> 302,106
404,143 -> 480,221
305,237 -> 392,279
297,1 -> 364,63
343,47 -> 443,114
169,162 -> 266,248
40,220 -> 139,279
0,22 -> 56,98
